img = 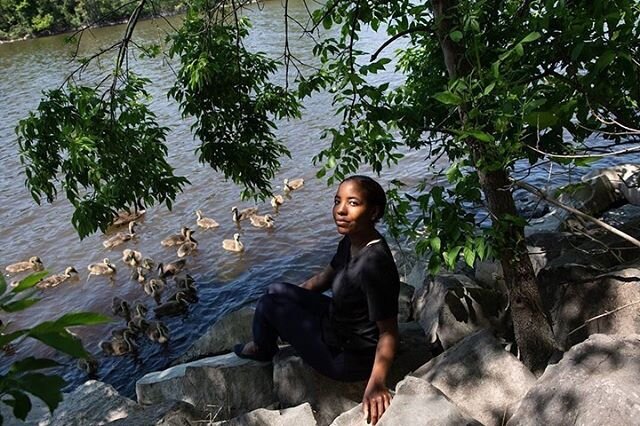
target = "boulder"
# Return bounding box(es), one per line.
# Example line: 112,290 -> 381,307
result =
273,347 -> 364,426
507,334 -> 640,426
107,400 -> 207,425
174,306 -> 255,365
273,323 -> 434,426
49,380 -> 138,426
212,403 -> 317,426
136,353 -> 275,421
413,274 -> 507,349
412,330 -> 536,426
397,282 -> 414,323
540,264 -> 640,349
330,377 -> 481,426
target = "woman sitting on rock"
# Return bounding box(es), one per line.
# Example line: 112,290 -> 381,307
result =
235,175 -> 400,425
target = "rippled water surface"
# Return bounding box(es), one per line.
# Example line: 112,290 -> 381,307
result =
0,0 -> 633,398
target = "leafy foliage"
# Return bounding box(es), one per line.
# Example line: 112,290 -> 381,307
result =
168,3 -> 302,199
0,274 -> 111,423
17,75 -> 189,238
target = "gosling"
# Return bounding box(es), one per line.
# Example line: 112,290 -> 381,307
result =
161,227 -> 189,247
231,206 -> 258,223
102,221 -> 137,249
284,178 -> 304,192
5,256 -> 44,274
222,233 -> 244,253
87,258 -> 117,281
36,266 -> 78,289
196,210 -> 219,229
249,214 -> 275,229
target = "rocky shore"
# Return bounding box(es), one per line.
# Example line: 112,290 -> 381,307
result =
9,165 -> 640,425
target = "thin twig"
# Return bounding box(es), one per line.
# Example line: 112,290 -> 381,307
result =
525,143 -> 640,159
515,181 -> 640,248
567,299 -> 640,336
370,25 -> 431,61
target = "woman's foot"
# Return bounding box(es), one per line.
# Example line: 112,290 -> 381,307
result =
233,341 -> 272,361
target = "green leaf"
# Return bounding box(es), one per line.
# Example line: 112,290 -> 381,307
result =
2,298 -> 41,313
16,373 -> 65,412
464,130 -> 495,142
0,330 -> 28,347
430,236 -> 441,252
52,312 -> 112,328
444,246 -> 462,269
521,32 -> 541,43
13,272 -> 48,293
0,274 -> 7,296
5,391 -> 32,421
27,330 -> 87,358
10,357 -> 60,373
433,91 -> 462,105
449,30 -> 463,42
483,82 -> 495,95
463,244 -> 476,267
524,111 -> 558,128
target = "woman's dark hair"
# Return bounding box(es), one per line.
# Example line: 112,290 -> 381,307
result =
341,175 -> 387,222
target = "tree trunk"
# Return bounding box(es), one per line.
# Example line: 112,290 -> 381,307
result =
432,0 -> 556,375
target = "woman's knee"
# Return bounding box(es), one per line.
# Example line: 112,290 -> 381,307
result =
266,282 -> 294,295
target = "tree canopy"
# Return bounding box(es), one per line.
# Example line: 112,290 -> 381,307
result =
15,0 -> 640,373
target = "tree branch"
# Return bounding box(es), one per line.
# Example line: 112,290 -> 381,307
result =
370,26 -> 431,62
567,299 -> 640,337
515,181 -> 640,248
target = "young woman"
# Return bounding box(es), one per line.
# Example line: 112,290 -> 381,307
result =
235,175 -> 400,425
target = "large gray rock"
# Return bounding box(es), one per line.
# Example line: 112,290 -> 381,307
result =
397,282 -> 414,323
507,334 -> 640,426
174,306 -> 255,365
108,400 -> 207,425
136,353 -> 275,421
273,323 -> 434,426
330,377 -> 481,426
212,403 -> 317,426
50,380 -> 139,426
412,330 -> 536,426
540,264 -> 640,349
273,347 -> 364,426
413,274 -> 507,349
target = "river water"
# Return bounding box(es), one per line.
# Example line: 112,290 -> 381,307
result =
0,1 -> 632,398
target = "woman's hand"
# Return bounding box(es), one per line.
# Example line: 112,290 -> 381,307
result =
362,379 -> 392,425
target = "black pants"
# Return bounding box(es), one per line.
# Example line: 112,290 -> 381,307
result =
253,282 -> 375,382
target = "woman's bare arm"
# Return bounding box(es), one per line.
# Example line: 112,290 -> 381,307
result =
299,264 -> 335,292
362,317 -> 399,425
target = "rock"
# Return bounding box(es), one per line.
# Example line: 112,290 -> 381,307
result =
507,334 -> 640,426
404,259 -> 427,290
412,330 -> 537,426
273,323 -> 434,426
540,264 -> 640,349
174,306 -> 255,365
48,380 -> 139,426
107,400 -> 207,425
413,274 -> 507,349
397,282 -> 414,323
330,377 -> 481,426
273,347 -> 364,426
136,353 -> 275,421
212,403 -> 317,426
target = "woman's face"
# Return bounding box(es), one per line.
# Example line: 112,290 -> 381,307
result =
333,180 -> 377,237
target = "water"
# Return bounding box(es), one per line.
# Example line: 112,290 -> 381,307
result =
0,1 -> 634,398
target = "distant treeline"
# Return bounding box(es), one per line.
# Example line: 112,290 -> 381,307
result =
0,0 -> 185,41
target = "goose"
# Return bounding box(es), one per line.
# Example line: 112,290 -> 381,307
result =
141,257 -> 155,271
222,233 -> 244,253
284,178 -> 304,192
196,209 -> 219,229
87,258 -> 117,281
121,249 -> 143,267
161,227 -> 189,247
154,291 -> 189,317
157,259 -> 187,279
168,274 -> 198,303
128,317 -> 149,334
143,278 -> 165,305
146,321 -> 170,344
100,329 -> 136,356
271,194 -> 285,209
249,214 -> 275,229
111,297 -> 131,321
133,266 -> 147,284
111,208 -> 145,227
5,256 -> 44,274
231,206 -> 259,222
132,302 -> 148,318
102,221 -> 137,249
177,229 -> 198,258
77,356 -> 98,376
36,266 -> 78,289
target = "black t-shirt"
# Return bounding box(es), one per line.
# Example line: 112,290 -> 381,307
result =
323,235 -> 400,351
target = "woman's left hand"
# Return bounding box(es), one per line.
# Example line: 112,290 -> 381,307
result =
362,379 -> 392,425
